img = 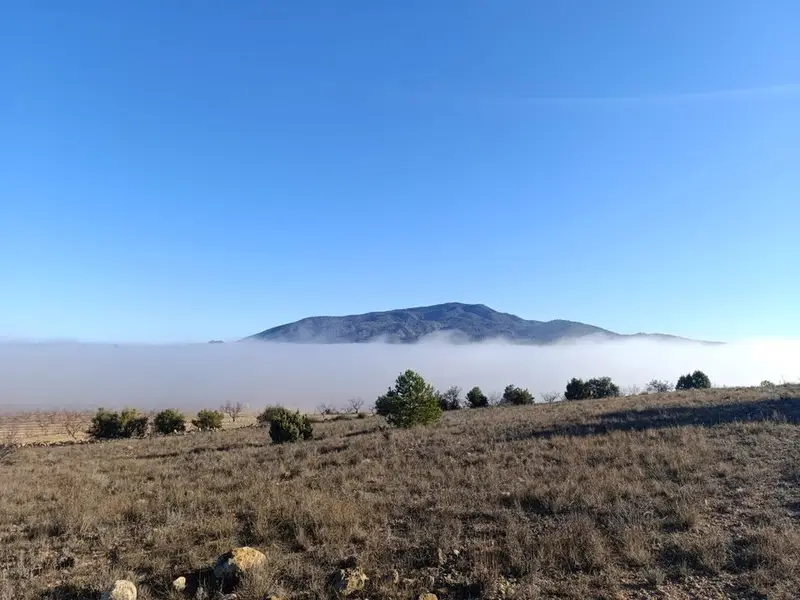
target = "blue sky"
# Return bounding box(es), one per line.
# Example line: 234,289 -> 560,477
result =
2,1 -> 798,343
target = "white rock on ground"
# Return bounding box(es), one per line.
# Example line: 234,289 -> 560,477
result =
101,580 -> 137,600
172,576 -> 187,591
213,546 -> 268,582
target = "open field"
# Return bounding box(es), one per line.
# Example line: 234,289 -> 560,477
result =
2,386 -> 800,599
0,411 -> 264,445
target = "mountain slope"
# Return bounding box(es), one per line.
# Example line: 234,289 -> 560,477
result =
245,302 -> 686,344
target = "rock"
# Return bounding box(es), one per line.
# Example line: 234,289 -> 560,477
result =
172,576 -> 187,591
418,594 -> 438,600
101,580 -> 137,600
331,567 -> 368,596
213,546 -> 267,583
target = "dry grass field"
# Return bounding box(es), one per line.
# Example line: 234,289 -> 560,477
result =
0,412 -> 263,445
2,386 -> 800,599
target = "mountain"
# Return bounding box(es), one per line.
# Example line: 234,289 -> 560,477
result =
245,302 -> 711,344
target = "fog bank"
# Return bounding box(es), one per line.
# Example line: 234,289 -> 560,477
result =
1,338 -> 798,413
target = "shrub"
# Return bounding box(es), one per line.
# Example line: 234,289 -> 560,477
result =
256,405 -> 289,426
760,380 -> 775,388
88,408 -> 121,439
88,407 -> 148,439
375,369 -> 442,428
501,384 -> 535,405
587,377 -> 620,399
646,379 -> 673,394
437,386 -> 462,411
192,409 -> 224,431
465,386 -> 489,408
676,370 -> 712,390
564,377 -> 620,401
120,408 -> 149,438
153,409 -> 186,435
269,410 -> 313,444
564,378 -> 592,401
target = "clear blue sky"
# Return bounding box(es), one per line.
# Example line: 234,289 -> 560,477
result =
2,1 -> 798,343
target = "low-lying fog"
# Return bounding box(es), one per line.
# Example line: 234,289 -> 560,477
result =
1,337 -> 798,413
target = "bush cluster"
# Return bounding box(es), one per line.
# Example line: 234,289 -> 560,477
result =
501,384 -> 535,405
564,376 -> 621,401
88,408 -> 148,440
676,370 -> 712,390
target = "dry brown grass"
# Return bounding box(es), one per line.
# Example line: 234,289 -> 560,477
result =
2,386 -> 800,599
0,410 -> 290,445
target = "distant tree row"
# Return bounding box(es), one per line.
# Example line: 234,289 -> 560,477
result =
368,368 -> 714,429
81,368 -> 714,443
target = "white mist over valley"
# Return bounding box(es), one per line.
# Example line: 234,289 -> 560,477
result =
1,337 -> 798,413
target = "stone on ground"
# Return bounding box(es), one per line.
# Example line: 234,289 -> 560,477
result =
331,566 -> 368,596
100,580 -> 137,600
213,546 -> 268,583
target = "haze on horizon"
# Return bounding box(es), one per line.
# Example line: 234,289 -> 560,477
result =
1,337 -> 798,414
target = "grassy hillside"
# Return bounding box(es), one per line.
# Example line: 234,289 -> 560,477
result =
2,386 -> 799,599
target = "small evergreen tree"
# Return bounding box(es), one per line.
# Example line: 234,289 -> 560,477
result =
564,378 -> 592,401
153,408 -> 186,435
256,405 -> 288,426
676,370 -> 712,390
375,370 -> 442,428
269,410 -> 313,443
501,384 -> 535,405
587,377 -> 620,399
192,409 -> 224,431
465,386 -> 489,408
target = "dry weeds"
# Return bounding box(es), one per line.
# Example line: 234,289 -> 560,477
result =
1,386 -> 799,599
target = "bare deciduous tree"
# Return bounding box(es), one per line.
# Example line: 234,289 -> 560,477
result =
1,417 -> 21,459
61,411 -> 85,441
541,391 -> 561,404
346,398 -> 364,414
221,400 -> 244,423
646,379 -> 673,394
33,410 -> 51,436
623,384 -> 643,397
317,403 -> 336,416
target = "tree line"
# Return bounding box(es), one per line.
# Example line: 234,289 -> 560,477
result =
78,369 -> 712,443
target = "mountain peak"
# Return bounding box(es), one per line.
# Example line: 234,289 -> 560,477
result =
245,302 -> 626,344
